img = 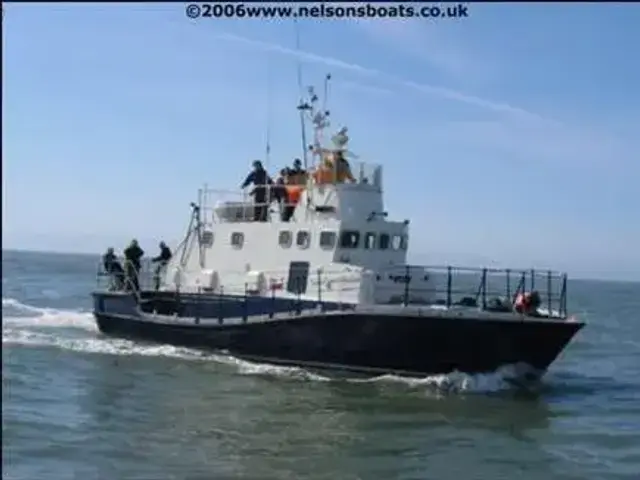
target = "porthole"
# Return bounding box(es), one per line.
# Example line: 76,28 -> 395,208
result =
231,232 -> 244,249
296,231 -> 310,249
279,231 -> 292,248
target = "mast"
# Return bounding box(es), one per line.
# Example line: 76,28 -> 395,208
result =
264,56 -> 272,171
292,21 -> 334,172
293,19 -> 310,170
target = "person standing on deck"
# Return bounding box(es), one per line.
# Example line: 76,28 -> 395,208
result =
289,158 -> 307,185
102,247 -> 124,290
241,160 -> 273,222
151,241 -> 172,291
273,168 -> 290,221
334,150 -> 356,183
123,239 -> 144,292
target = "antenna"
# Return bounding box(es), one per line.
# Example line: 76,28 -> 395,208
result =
294,18 -> 310,171
322,73 -> 331,114
265,56 -> 272,171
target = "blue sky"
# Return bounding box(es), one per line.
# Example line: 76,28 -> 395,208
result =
2,3 -> 639,280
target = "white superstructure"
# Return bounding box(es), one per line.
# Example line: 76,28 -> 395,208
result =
161,77 -> 435,306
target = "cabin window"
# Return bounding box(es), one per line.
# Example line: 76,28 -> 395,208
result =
392,235 -> 403,250
201,230 -> 214,248
319,231 -> 336,249
378,234 -> 390,250
279,230 -> 292,248
400,234 -> 409,250
364,232 -> 376,250
296,231 -> 310,249
340,230 -> 360,249
231,232 -> 244,248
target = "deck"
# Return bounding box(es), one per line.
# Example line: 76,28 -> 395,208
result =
96,261 -> 570,322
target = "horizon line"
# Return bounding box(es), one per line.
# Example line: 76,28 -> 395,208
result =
2,247 -> 637,285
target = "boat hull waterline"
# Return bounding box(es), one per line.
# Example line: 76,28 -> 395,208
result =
92,292 -> 584,379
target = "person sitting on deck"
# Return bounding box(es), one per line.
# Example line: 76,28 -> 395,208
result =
123,239 -> 144,292
151,241 -> 172,291
102,247 -> 124,291
514,291 -> 542,316
241,160 -> 273,222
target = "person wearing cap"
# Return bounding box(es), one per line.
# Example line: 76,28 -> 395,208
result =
272,168 -> 290,220
123,239 -> 144,292
334,150 -> 355,183
151,241 -> 172,290
102,247 -> 124,290
240,160 -> 273,221
289,158 -> 307,185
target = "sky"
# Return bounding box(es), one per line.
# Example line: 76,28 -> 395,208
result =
2,2 -> 640,281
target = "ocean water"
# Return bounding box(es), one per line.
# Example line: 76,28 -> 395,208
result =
2,249 -> 639,480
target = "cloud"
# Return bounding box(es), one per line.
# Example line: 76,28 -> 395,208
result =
352,19 -> 493,84
333,79 -> 394,96
212,31 -> 636,170
214,32 -> 550,123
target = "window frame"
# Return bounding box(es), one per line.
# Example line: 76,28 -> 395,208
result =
296,230 -> 311,249
378,233 -> 390,250
339,230 -> 361,249
364,232 -> 376,250
319,231 -> 337,249
278,230 -> 293,248
230,232 -> 244,249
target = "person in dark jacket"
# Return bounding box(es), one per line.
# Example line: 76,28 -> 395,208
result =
123,239 -> 144,292
241,160 -> 273,222
289,158 -> 307,185
151,241 -> 172,290
102,247 -> 124,290
272,168 -> 289,217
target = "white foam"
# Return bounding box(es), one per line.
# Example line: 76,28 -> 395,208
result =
3,297 -> 58,315
537,307 -> 563,318
347,364 -> 533,394
3,297 -> 95,331
2,297 -> 533,394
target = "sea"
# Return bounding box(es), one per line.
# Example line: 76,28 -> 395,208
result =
2,249 -> 639,480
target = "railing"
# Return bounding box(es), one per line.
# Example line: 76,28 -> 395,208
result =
96,258 -> 165,300
95,261 -> 569,319
416,266 -> 568,317
198,160 -> 383,223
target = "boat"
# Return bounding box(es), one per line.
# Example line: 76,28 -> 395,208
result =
92,75 -> 584,380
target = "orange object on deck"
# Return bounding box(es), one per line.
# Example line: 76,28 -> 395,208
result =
312,168 -> 335,185
286,185 -> 304,205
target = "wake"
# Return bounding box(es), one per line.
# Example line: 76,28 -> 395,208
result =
2,297 -> 534,394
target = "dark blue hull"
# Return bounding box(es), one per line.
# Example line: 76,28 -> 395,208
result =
92,291 -> 584,377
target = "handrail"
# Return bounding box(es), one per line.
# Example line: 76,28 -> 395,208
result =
95,261 -> 570,319
96,257 -> 163,302
199,162 -> 383,224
